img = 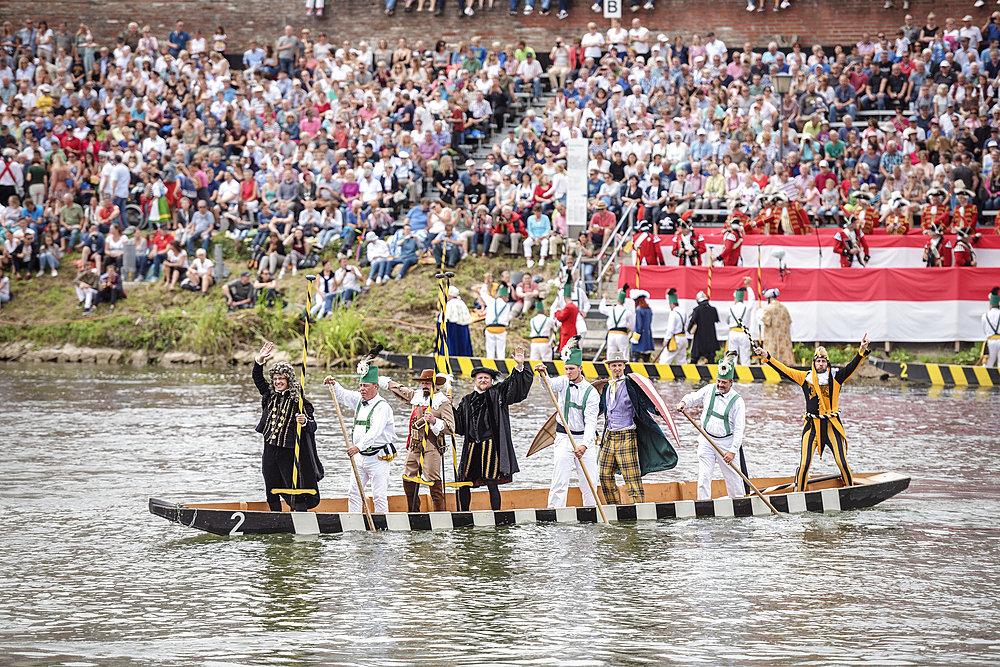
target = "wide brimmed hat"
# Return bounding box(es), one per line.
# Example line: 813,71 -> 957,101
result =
927,187 -> 947,198
470,366 -> 502,378
412,368 -> 447,384
630,289 -> 650,300
605,350 -> 628,364
954,179 -> 974,197
763,287 -> 779,299
924,222 -> 945,235
851,186 -> 875,201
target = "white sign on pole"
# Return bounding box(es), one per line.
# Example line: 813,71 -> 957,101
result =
603,0 -> 622,19
566,138 -> 589,239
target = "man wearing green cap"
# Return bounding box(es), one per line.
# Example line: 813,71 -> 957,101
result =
658,287 -> 688,365
677,350 -> 748,500
534,337 -> 600,508
479,281 -> 514,359
528,298 -> 554,361
599,285 -> 634,359
324,354 -> 398,514
726,276 -> 756,365
984,288 -> 1000,367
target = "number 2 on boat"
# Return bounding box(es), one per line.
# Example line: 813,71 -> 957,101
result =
899,363 -> 908,379
229,511 -> 245,536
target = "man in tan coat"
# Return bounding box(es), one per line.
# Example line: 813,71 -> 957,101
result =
381,369 -> 455,512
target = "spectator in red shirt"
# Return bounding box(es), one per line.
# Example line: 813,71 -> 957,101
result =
588,200 -> 616,247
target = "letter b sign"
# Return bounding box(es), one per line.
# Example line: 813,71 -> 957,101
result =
604,0 -> 622,18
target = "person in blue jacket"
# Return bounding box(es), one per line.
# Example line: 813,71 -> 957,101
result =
630,288 -> 654,362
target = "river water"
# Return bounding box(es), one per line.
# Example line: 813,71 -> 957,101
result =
1,362 -> 998,667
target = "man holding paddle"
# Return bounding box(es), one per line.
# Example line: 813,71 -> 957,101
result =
677,350 -> 749,501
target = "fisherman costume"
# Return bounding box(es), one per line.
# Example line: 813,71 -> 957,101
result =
764,345 -> 869,492
680,352 -> 749,500
658,288 -> 688,364
252,360 -> 324,511
332,358 -> 398,513
383,370 -> 455,512
544,339 -> 601,508
726,286 -> 755,365
479,283 -> 513,359
688,291 -> 720,364
598,352 -> 678,504
529,299 -> 555,361
599,286 -> 634,359
443,285 -> 474,357
453,363 -> 534,510
983,289 -> 1000,368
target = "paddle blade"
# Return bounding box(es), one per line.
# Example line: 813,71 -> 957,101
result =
628,373 -> 680,444
527,412 -> 559,456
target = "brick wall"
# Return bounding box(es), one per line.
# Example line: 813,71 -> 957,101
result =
1,0 -> 995,55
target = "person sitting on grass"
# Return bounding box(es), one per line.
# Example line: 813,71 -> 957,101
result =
186,247 -> 215,294
0,267 -> 11,313
74,264 -> 100,314
94,262 -> 123,314
254,268 -> 281,307
37,232 -> 62,278
223,270 -> 255,311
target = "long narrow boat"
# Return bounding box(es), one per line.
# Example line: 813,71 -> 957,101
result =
873,358 -> 999,387
150,472 -> 909,536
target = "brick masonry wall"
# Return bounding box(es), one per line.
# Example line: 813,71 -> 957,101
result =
1,0 -> 996,55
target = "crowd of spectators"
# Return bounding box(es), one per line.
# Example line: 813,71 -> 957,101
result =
2,10 -> 999,315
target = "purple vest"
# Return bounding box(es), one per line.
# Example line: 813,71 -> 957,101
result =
606,380 -> 635,431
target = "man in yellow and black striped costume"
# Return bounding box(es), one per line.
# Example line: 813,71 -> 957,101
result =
753,335 -> 870,492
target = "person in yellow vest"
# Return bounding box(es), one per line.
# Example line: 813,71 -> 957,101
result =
753,335 -> 871,492
921,187 -> 951,232
951,182 -> 978,232
479,282 -> 513,359
677,351 -> 748,500
983,288 -> 1000,367
599,285 -> 634,359
528,298 -> 554,360
381,369 -> 454,512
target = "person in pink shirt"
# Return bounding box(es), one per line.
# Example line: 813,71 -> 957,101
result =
299,108 -> 321,139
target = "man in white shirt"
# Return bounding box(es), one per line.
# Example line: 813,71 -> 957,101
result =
658,289 -> 688,364
515,52 -> 544,99
325,361 -> 397,515
599,286 -> 634,359
726,279 -> 756,365
479,282 -> 514,359
704,32 -> 728,62
110,154 -> 132,229
358,163 -> 383,210
217,170 -> 241,213
141,128 -> 167,157
628,19 -> 650,56
677,352 -> 748,500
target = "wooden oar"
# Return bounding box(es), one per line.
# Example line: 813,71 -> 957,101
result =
761,473 -> 842,495
536,371 -> 609,524
326,382 -> 376,531
679,408 -> 780,516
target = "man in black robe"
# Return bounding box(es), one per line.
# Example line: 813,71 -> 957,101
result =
688,290 -> 720,364
453,345 -> 533,511
252,341 -> 324,511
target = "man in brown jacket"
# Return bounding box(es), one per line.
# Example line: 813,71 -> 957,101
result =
381,369 -> 455,512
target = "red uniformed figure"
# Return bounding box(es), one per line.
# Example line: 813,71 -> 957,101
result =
849,187 -> 878,234
751,194 -> 776,234
672,220 -> 707,265
633,220 -> 664,266
952,226 -> 981,267
833,217 -> 871,267
951,184 -> 978,232
719,217 -> 744,266
921,187 -> 951,233
785,199 -> 813,235
923,223 -> 953,267
884,193 -> 911,235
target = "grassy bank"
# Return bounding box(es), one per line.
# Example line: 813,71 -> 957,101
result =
0,239 -> 560,365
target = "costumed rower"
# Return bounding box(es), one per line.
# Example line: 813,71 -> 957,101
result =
672,220 -> 707,265
834,217 -> 871,267
921,187 -> 951,232
922,223 -> 952,267
755,335 -> 871,492
534,337 -> 601,509
381,369 -> 454,512
444,285 -> 474,357
529,298 -> 555,361
324,351 -> 397,513
688,291 -> 720,364
758,288 -> 794,366
983,288 -> 1000,368
726,278 -> 756,365
598,351 -> 678,503
453,345 -> 533,511
599,285 -> 634,359
677,351 -> 749,500
630,289 -> 654,362
252,341 -> 323,511
479,281 -> 513,360
657,288 -> 688,365
553,280 -> 579,350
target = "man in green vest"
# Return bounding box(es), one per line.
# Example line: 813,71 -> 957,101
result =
534,336 -> 600,508
676,350 -> 749,500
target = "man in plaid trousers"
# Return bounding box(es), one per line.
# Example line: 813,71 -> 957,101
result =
597,351 -> 678,504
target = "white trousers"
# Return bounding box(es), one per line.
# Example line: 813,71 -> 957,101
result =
306,0 -> 325,8
523,236 -> 549,259
658,336 -> 688,365
987,339 -> 1000,367
606,332 -> 630,357
547,433 -> 599,508
697,438 -> 745,500
726,330 -> 751,365
348,454 -> 391,513
485,330 -> 507,359
530,342 -> 552,360
75,285 -> 97,309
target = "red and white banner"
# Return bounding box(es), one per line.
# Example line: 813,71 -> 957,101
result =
639,228 -> 1000,269
619,266 -> 1000,343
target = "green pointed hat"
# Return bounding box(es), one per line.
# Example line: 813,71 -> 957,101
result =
563,281 -> 572,297
734,287 -> 746,302
535,299 -> 545,313
667,287 -> 679,305
357,344 -> 383,384
991,287 -> 999,308
560,335 -> 583,367
498,285 -> 510,298
716,351 -> 737,380
617,283 -> 629,304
